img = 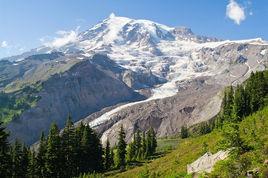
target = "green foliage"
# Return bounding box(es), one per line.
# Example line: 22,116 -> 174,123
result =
116,125 -> 127,170
0,84 -> 42,124
0,122 -> 11,178
219,70 -> 268,126
211,107 -> 268,177
104,140 -> 113,170
45,122 -> 62,177
11,140 -> 29,178
36,132 -> 47,177
180,125 -> 189,139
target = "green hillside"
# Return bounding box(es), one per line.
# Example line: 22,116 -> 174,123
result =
107,106 -> 268,178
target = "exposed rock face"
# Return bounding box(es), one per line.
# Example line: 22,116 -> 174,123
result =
187,150 -> 230,174
2,15 -> 268,146
7,59 -> 143,145
80,77 -> 223,146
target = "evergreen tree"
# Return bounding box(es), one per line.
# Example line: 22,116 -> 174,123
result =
27,151 -> 38,178
134,130 -> 142,160
0,122 -> 11,178
80,125 -> 103,173
126,141 -> 135,162
117,125 -> 127,170
104,140 -> 113,170
75,122 -> 85,173
61,115 -> 77,177
21,145 -> 29,177
11,140 -> 26,178
180,125 -> 189,139
36,132 -> 47,177
222,86 -> 234,122
233,85 -> 247,121
45,122 -> 62,178
199,122 -> 211,135
151,128 -> 157,154
145,128 -> 157,157
141,131 -> 147,159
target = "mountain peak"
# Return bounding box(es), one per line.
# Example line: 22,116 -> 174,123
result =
109,12 -> 116,19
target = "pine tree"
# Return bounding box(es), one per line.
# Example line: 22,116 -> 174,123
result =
0,122 -> 11,178
145,128 -> 157,157
27,151 -> 38,178
36,132 -> 47,177
233,85 -> 246,122
21,145 -> 29,177
180,125 -> 189,139
75,122 -> 85,173
45,122 -> 62,178
61,115 -> 77,177
117,125 -> 127,170
80,125 -> 103,173
151,128 -> 157,154
104,140 -> 113,170
141,132 -> 147,159
222,86 -> 234,122
126,141 -> 135,162
11,140 -> 26,178
134,130 -> 142,160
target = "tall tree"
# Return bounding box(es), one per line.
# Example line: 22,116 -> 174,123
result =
80,125 -> 103,173
180,125 -> 189,139
75,122 -> 85,173
126,141 -> 135,162
145,128 -> 157,157
27,151 -> 38,178
141,131 -> 147,159
134,130 -> 142,160
45,123 -> 62,178
117,125 -> 127,170
61,115 -> 77,177
36,132 -> 47,177
233,85 -> 247,121
0,122 -> 11,178
11,140 -> 27,178
104,140 -> 113,170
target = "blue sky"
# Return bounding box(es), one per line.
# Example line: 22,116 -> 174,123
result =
0,0 -> 268,58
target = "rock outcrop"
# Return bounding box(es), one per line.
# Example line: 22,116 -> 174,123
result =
7,59 -> 143,145
187,150 -> 230,174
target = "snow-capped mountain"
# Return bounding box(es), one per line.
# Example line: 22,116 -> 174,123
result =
3,14 -> 268,145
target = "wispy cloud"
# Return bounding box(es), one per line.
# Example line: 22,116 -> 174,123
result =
226,0 -> 246,25
0,41 -> 8,48
42,26 -> 80,48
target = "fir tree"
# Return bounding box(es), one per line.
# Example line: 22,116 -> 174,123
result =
104,140 -> 113,170
0,122 -> 11,178
134,130 -> 142,160
36,132 -> 47,177
45,122 -> 62,178
80,125 -> 103,173
27,151 -> 38,178
11,140 -> 26,178
117,125 -> 127,170
145,128 -> 157,157
126,141 -> 135,162
61,115 -> 77,177
141,131 -> 147,159
180,125 -> 189,139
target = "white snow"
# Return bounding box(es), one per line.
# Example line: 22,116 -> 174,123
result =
84,16 -> 268,128
261,49 -> 267,56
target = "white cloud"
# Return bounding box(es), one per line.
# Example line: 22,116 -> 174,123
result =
0,41 -> 8,48
226,0 -> 246,25
43,26 -> 80,48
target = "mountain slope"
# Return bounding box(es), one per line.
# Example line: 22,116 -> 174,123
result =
1,14 -> 268,145
105,106 -> 268,177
